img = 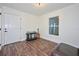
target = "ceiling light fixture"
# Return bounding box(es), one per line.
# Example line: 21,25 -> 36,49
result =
33,3 -> 47,8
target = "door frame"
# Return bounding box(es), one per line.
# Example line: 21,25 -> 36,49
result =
0,11 -> 3,49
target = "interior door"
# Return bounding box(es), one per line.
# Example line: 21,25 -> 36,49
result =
3,13 -> 21,45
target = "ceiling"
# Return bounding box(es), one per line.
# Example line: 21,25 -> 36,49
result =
0,3 -> 74,15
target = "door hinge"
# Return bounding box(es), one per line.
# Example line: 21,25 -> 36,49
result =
0,28 -> 1,31
0,13 -> 2,15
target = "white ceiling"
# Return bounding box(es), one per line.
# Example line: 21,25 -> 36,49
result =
0,3 -> 74,15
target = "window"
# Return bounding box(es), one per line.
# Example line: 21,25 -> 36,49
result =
49,16 -> 59,35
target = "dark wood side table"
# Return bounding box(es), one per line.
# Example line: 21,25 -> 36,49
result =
26,32 -> 37,41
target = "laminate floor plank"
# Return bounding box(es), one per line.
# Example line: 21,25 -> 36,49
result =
0,39 -> 57,56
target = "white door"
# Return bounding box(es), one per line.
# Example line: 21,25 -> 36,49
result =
3,13 -> 21,45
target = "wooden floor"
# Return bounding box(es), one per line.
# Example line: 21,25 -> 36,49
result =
0,39 -> 57,56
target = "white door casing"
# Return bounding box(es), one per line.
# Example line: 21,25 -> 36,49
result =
0,13 -> 1,45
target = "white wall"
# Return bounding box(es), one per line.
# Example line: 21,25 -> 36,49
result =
1,6 -> 38,42
20,14 -> 38,40
39,4 -> 79,48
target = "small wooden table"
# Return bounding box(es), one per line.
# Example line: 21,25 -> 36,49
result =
26,32 -> 38,41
